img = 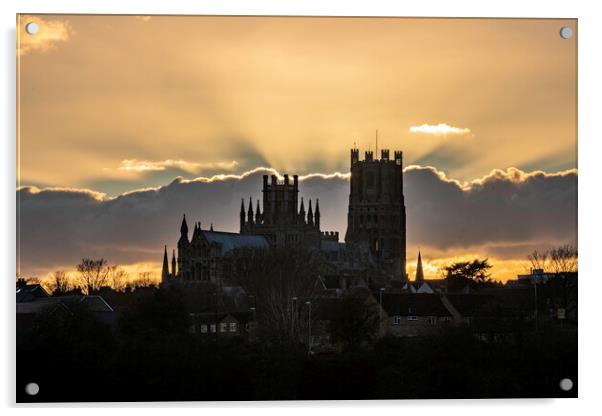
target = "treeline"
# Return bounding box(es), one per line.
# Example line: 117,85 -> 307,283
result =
17,284 -> 577,402
18,258 -> 159,295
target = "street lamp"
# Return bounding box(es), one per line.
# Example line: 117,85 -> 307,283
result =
532,275 -> 538,332
306,300 -> 312,354
291,296 -> 298,337
379,288 -> 386,335
249,306 -> 257,341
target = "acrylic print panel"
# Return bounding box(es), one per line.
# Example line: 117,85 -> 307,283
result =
16,15 -> 577,402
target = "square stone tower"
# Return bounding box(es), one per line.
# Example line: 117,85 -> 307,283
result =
345,148 -> 407,280
240,174 -> 321,248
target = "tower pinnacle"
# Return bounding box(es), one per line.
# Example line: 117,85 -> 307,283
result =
161,245 -> 170,283
240,198 -> 246,230
180,214 -> 188,236
314,198 -> 320,230
247,196 -> 254,224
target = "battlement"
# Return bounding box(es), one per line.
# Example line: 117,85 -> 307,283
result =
350,148 -> 402,164
351,148 -> 360,165
321,231 -> 340,241
262,174 -> 299,188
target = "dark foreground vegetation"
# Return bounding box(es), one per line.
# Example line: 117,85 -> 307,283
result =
17,286 -> 577,402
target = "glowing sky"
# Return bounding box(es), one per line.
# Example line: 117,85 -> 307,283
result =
17,15 -> 577,282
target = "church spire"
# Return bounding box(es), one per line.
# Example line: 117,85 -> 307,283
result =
415,251 -> 424,283
307,199 -> 314,226
161,245 -> 170,283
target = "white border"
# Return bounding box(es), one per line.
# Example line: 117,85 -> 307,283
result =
2,0 -> 601,414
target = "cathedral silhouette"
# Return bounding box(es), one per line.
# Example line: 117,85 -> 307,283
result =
162,148 -> 407,284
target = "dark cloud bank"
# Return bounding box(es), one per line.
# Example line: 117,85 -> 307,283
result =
17,166 -> 577,277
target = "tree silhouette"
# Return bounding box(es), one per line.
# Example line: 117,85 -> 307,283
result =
527,250 -> 549,272
76,258 -> 109,294
50,270 -> 71,295
330,296 -> 379,351
442,258 -> 492,291
549,245 -> 578,274
231,246 -> 321,344
108,265 -> 129,291
443,259 -> 492,282
135,271 -> 158,288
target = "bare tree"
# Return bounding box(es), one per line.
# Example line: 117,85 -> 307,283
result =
108,265 -> 129,291
135,271 -> 158,288
549,245 -> 578,275
50,270 -> 71,295
527,250 -> 549,272
231,246 -> 322,344
76,258 -> 110,294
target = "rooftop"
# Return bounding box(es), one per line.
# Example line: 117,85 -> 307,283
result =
202,230 -> 269,255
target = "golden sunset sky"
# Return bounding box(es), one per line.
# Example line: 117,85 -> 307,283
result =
17,15 -> 577,283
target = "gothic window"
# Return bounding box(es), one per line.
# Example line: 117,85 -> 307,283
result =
229,323 -> 237,332
220,323 -> 228,332
200,324 -> 208,333
366,171 -> 375,189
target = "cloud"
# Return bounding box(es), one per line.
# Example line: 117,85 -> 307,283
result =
404,166 -> 577,255
114,159 -> 239,174
409,123 -> 471,136
17,166 -> 577,279
18,16 -> 73,56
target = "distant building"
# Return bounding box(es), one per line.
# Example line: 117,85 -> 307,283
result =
189,312 -> 254,339
401,281 -> 435,294
378,293 -> 453,337
345,148 -> 407,281
16,283 -> 49,302
16,291 -> 117,333
169,218 -> 269,284
164,147 -> 407,284
240,174 -> 323,248
514,268 -> 556,284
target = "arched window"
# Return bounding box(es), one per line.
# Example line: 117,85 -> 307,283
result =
366,171 -> 375,189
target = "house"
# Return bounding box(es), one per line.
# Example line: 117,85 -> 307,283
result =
16,283 -> 49,303
189,311 -> 253,339
317,273 -> 368,297
16,294 -> 117,333
443,294 -> 500,324
515,268 -> 557,284
378,293 -> 453,337
400,281 -> 435,294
